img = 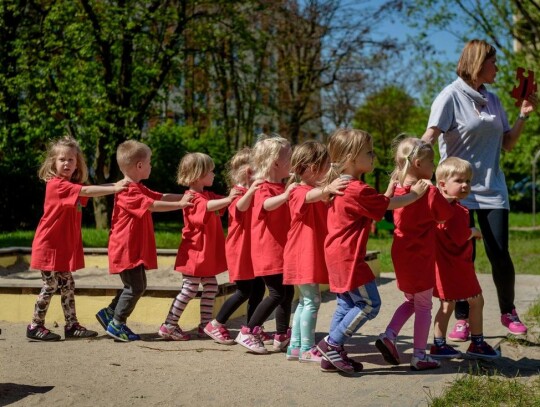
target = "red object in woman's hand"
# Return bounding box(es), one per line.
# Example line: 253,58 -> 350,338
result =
510,67 -> 537,106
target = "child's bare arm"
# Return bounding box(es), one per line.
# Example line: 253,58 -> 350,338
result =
236,179 -> 264,212
149,192 -> 194,212
161,193 -> 184,202
263,182 -> 298,211
207,188 -> 242,212
387,179 -> 429,210
469,227 -> 482,240
306,177 -> 349,203
79,179 -> 129,197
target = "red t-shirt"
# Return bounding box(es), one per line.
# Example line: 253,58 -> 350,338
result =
31,177 -> 88,272
108,182 -> 163,274
434,201 -> 481,300
225,186 -> 255,282
251,181 -> 290,277
283,185 -> 329,285
175,191 -> 227,277
391,185 -> 454,293
325,180 -> 389,293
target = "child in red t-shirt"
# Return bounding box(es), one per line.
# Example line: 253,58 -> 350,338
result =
203,147 -> 266,345
158,153 -> 239,341
430,157 -> 499,360
235,134 -> 297,354
315,129 -> 428,374
376,137 -> 454,371
283,141 -> 348,363
27,136 -> 128,342
97,140 -> 193,342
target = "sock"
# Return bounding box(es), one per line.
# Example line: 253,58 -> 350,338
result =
471,334 -> 484,345
385,328 -> 397,342
211,319 -> 221,327
113,318 -> 122,326
413,348 -> 426,359
106,307 -> 115,315
327,336 -> 340,347
433,337 -> 446,347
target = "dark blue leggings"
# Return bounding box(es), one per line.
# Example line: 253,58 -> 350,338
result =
455,208 -> 515,318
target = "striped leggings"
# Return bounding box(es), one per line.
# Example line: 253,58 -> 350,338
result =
165,276 -> 218,327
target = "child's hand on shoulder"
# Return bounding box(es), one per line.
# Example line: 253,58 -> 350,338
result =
229,187 -> 242,200
469,227 -> 482,240
179,191 -> 194,208
285,182 -> 298,194
411,179 -> 429,198
248,179 -> 264,193
325,177 -> 349,196
113,179 -> 130,192
384,180 -> 397,198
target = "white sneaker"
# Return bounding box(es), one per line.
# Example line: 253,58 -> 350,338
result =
410,354 -> 441,371
235,326 -> 268,354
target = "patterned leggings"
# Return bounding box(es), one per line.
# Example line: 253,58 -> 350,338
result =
290,284 -> 321,352
165,276 -> 218,327
32,271 -> 77,328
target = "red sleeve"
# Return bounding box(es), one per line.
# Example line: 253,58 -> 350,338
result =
354,184 -> 389,221
428,186 -> 454,223
116,184 -> 156,218
439,204 -> 471,246
206,191 -> 227,216
184,193 -> 210,226
55,178 -> 85,207
288,186 -> 309,219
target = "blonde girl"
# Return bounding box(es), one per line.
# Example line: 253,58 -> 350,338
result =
204,148 -> 266,344
159,153 -> 239,341
376,137 -> 454,371
28,136 -> 127,341
282,141 -> 348,363
316,129 -> 428,374
235,134 -> 297,354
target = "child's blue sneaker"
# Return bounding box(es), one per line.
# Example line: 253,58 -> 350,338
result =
96,308 -> 114,330
429,343 -> 462,359
106,322 -> 139,342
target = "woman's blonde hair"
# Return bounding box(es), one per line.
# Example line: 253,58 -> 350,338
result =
38,136 -> 88,183
116,140 -> 152,172
251,133 -> 290,180
289,140 -> 329,185
176,152 -> 215,186
321,128 -> 372,186
456,39 -> 497,86
391,136 -> 434,186
435,157 -> 473,183
226,147 -> 251,187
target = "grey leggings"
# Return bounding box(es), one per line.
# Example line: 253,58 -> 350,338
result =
455,208 -> 515,318
108,265 -> 147,323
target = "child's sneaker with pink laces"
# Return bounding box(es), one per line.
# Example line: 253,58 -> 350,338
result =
501,309 -> 527,335
448,319 -> 470,342
299,346 -> 323,363
316,337 -> 354,374
158,323 -> 190,341
272,327 -> 291,352
235,326 -> 268,354
286,346 -> 300,361
203,321 -> 234,345
375,333 -> 400,365
410,354 -> 441,371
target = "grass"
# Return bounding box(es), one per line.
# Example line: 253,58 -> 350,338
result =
428,373 -> 540,407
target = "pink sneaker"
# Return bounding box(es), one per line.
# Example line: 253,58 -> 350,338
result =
203,321 -> 234,345
299,347 -> 323,363
410,354 -> 441,371
259,326 -> 274,345
375,333 -> 400,365
273,328 -> 291,352
501,309 -> 527,335
448,320 -> 470,342
158,323 -> 190,341
235,326 -> 268,354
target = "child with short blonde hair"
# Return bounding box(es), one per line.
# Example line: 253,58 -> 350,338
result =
235,134 -> 297,354
430,157 -> 499,359
376,137 -> 454,370
158,152 -> 239,341
28,136 -> 127,341
97,140 -> 193,342
203,148 -> 266,344
316,129 -> 428,374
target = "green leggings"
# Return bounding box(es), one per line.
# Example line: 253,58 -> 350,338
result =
290,284 -> 321,352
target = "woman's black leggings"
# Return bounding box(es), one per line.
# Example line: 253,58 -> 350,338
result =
455,208 -> 515,319
215,277 -> 266,325
247,273 -> 295,334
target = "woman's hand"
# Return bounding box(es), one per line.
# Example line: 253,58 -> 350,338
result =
521,93 -> 538,116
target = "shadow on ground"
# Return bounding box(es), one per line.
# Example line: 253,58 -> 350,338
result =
0,383 -> 54,406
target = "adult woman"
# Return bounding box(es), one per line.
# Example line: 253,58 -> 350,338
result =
422,39 -> 536,339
